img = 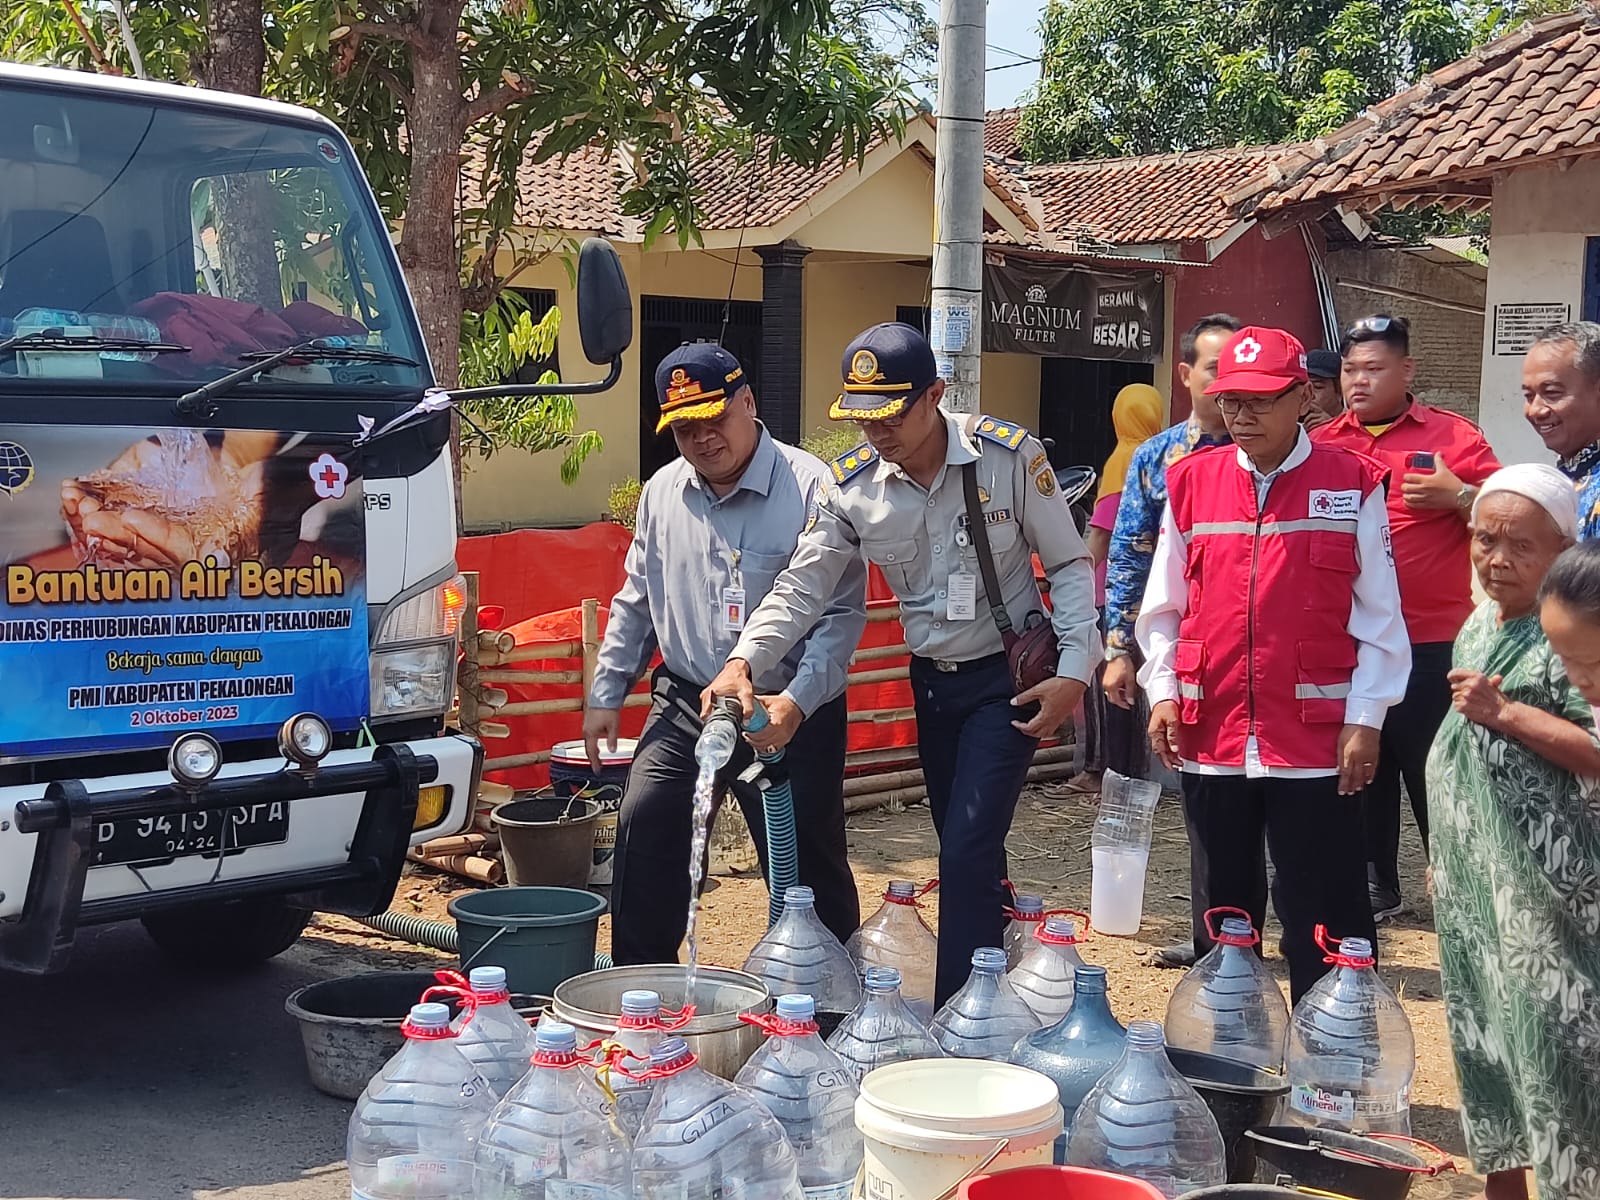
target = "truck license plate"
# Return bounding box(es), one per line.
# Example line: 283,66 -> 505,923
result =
93,803 -> 291,868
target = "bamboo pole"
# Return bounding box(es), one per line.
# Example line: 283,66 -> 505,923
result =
408,850 -> 503,885
581,599 -> 600,709
494,697 -> 583,717
623,693 -> 652,709
845,759 -> 1074,815
849,706 -> 917,724
456,572 -> 481,737
477,640 -> 583,667
477,629 -> 516,655
840,744 -> 1073,797
483,748 -> 553,771
416,832 -> 497,857
478,720 -> 513,739
843,665 -> 910,686
849,643 -> 910,665
865,605 -> 902,623
477,668 -> 585,685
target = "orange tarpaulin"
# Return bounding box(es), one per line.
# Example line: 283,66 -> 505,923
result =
463,525 -> 919,789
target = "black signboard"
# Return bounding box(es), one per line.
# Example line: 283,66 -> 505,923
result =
983,252 -> 1164,362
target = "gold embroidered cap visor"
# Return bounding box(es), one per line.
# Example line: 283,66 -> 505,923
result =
828,322 -> 939,422
653,343 -> 747,432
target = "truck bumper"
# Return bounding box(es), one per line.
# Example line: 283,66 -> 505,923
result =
0,733 -> 480,974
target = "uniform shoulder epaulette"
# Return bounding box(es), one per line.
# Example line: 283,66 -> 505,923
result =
830,442 -> 878,484
971,416 -> 1029,452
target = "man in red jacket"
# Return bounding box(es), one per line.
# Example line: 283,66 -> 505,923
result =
1137,326 -> 1411,1002
1312,314 -> 1500,921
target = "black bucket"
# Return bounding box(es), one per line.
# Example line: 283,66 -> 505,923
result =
492,795 -> 601,889
1245,1126 -> 1455,1200
1166,1048 -> 1290,1183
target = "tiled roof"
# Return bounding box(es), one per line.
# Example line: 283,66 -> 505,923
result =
1000,145 -> 1284,247
479,116 -> 1037,241
1231,4 -> 1600,214
985,107 -> 1024,160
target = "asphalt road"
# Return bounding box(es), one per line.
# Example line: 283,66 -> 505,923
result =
2,922 -> 366,1200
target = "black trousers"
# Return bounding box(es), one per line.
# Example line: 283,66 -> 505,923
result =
1363,640 -> 1452,895
910,654 -> 1039,1005
1182,772 -> 1376,1005
609,668 -> 859,966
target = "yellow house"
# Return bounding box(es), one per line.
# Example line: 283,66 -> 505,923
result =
464,115 -> 1126,531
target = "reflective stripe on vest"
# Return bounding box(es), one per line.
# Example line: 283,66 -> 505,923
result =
1185,517 -> 1358,540
1294,682 -> 1352,700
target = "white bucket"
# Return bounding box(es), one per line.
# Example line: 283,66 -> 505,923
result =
855,1060 -> 1063,1200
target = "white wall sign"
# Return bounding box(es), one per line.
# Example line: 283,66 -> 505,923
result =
1492,301 -> 1571,356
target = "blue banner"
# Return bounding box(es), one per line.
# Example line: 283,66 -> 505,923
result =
0,425 -> 369,757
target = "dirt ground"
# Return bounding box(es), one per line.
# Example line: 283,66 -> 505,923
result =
316,784 -> 1477,1198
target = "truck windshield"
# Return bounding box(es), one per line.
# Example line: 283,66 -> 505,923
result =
0,79 -> 428,394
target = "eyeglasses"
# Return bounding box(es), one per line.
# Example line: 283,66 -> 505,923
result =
1345,315 -> 1409,339
1216,384 -> 1300,416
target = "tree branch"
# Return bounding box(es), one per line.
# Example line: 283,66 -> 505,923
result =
59,0 -> 120,74
364,57 -> 414,109
461,79 -> 531,130
339,19 -> 425,49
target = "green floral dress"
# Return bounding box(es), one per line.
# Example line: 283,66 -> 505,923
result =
1427,602 -> 1600,1199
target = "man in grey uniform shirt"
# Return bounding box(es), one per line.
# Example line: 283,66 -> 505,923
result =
586,342 -> 868,964
705,323 -> 1100,1002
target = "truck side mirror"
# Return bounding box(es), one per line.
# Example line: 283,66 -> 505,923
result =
576,237 -> 632,366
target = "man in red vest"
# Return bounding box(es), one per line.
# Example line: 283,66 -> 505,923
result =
1136,326 -> 1410,1002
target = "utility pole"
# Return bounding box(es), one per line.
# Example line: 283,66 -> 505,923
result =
930,0 -> 986,415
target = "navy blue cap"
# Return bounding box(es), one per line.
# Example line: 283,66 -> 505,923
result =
654,342 -> 748,432
1307,349 -> 1341,380
829,322 -> 939,421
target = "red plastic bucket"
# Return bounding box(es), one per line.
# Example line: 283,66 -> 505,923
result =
958,1166 -> 1167,1200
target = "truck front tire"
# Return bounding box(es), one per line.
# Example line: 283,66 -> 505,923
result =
140,898 -> 312,968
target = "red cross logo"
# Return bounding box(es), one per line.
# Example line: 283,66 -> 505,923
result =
310,452 -> 349,500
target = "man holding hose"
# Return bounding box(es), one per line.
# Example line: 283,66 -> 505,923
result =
586,343 -> 866,965
703,322 -> 1099,1005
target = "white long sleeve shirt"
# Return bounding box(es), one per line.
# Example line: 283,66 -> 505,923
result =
1134,432 -> 1411,778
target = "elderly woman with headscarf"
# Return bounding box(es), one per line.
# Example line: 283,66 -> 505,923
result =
1426,463 -> 1600,1200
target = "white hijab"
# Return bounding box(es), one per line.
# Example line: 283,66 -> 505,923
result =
1472,463 -> 1579,541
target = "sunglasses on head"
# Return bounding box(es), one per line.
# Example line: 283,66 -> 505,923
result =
1345,315 -> 1409,339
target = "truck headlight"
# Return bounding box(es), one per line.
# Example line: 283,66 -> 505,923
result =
370,642 -> 453,720
369,577 -> 464,722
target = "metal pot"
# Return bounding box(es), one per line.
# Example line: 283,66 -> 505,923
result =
285,969 -> 548,1100
552,964 -> 771,1080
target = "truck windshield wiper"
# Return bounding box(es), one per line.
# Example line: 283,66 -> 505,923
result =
176,338 -> 420,418
0,331 -> 190,359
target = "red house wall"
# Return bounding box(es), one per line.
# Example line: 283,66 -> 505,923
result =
1167,223 -> 1328,420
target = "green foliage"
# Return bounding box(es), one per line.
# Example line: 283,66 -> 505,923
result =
607,476 -> 643,531
1018,0 -> 1520,160
458,293 -> 602,485
799,426 -> 861,463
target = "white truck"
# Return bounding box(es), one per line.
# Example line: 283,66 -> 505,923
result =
0,64 -> 631,972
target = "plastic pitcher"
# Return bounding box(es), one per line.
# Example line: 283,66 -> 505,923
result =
1089,771 -> 1161,936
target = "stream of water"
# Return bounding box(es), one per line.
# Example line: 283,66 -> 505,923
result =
682,759 -> 720,1009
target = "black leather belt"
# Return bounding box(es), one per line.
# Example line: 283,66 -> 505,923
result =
912,651 -> 1007,675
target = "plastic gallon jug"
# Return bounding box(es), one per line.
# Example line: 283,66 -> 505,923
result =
743,885 -> 862,1027
629,1036 -> 804,1200
1284,928 -> 1415,1135
846,880 -> 938,1023
471,1021 -> 629,1200
931,947 -> 1041,1060
348,1002 -> 497,1199
1089,771 -> 1160,936
451,967 -> 538,1099
1065,1020 -> 1226,1198
735,994 -> 864,1200
1007,913 -> 1089,1026
827,966 -> 945,1082
1166,907 -> 1290,1073
1007,964 -> 1126,1160
1004,893 -> 1046,969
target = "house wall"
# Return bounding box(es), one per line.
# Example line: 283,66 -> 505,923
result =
1479,158 -> 1600,466
1327,245 -> 1486,421
1168,223 -> 1326,420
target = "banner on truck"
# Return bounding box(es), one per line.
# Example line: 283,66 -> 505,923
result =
983,252 -> 1164,361
0,426 -> 369,757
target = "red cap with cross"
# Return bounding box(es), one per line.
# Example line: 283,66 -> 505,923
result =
1205,326 -> 1309,395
